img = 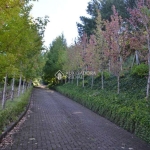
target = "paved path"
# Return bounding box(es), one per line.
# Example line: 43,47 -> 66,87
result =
2,88 -> 150,150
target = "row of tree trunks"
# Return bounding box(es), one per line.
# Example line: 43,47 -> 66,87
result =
1,74 -> 32,109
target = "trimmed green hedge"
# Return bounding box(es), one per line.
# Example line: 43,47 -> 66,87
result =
54,84 -> 150,143
0,88 -> 32,134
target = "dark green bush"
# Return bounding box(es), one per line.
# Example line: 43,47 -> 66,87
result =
131,63 -> 148,77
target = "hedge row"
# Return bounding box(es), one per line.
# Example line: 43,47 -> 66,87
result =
54,84 -> 150,143
0,88 -> 32,134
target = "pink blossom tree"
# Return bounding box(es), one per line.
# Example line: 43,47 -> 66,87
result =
103,6 -> 127,94
128,0 -> 150,99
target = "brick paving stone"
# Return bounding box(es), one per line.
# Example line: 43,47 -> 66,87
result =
2,87 -> 150,150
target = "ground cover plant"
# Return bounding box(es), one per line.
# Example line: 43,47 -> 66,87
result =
0,88 -> 32,135
54,74 -> 150,143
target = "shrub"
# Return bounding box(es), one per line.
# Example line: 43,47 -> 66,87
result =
131,63 -> 148,77
97,71 -> 111,79
54,83 -> 150,143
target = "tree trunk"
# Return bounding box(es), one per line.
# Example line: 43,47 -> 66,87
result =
91,74 -> 94,89
108,60 -> 111,73
72,72 -> 74,84
18,75 -> 22,97
11,77 -> 15,101
131,54 -> 136,68
68,71 -> 70,83
82,71 -> 85,88
22,79 -> 25,94
135,50 -> 140,65
101,71 -> 104,89
146,31 -> 150,99
146,52 -> 150,99
120,56 -> 123,71
117,75 -> 120,94
2,74 -> 7,109
77,72 -> 79,86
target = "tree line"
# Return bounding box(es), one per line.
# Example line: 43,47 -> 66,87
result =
0,0 -> 49,108
43,0 -> 150,100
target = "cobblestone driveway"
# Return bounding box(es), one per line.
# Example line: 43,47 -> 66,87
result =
2,88 -> 150,150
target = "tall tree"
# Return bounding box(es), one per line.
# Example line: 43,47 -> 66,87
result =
77,0 -> 137,38
76,0 -> 101,38
94,10 -> 108,89
128,0 -> 150,99
43,34 -> 67,83
103,6 -> 127,94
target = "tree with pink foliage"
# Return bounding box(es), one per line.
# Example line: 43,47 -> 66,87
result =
128,0 -> 150,99
103,6 -> 127,94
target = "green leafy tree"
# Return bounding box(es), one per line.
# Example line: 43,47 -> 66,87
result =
43,34 -> 67,83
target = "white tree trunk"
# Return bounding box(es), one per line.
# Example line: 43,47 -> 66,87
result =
131,54 -> 136,68
117,75 -> 120,94
146,69 -> 150,98
18,75 -> 22,97
146,31 -> 150,99
82,71 -> 85,88
76,72 -> 79,86
2,75 -> 7,109
11,77 -> 15,101
72,72 -> 74,84
108,60 -> 111,73
135,50 -> 140,65
101,71 -> 104,89
146,52 -> 150,99
29,80 -> 32,87
91,74 -> 94,89
68,71 -> 70,83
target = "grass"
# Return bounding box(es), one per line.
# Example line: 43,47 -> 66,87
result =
0,88 -> 32,134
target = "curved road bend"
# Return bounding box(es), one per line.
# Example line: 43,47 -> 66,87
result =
3,88 -> 150,150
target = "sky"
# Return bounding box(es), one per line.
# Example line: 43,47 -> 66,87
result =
30,0 -> 90,47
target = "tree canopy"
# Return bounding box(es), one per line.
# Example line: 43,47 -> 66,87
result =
0,0 -> 49,82
43,34 -> 67,83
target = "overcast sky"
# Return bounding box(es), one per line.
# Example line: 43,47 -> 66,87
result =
30,0 -> 90,47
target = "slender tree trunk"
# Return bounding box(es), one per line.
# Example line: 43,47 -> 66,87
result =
2,74 -> 7,109
77,72 -> 79,86
11,77 -> 15,101
22,79 -> 25,94
146,68 -> 150,99
135,50 -> 140,65
29,80 -> 32,87
18,75 -> 22,97
117,75 -> 120,94
91,71 -> 94,89
120,56 -> 123,71
82,71 -> 85,88
146,44 -> 150,99
68,71 -> 70,83
108,60 -> 111,73
101,71 -> 104,89
72,72 -> 74,84
131,54 -> 136,68
145,25 -> 150,99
